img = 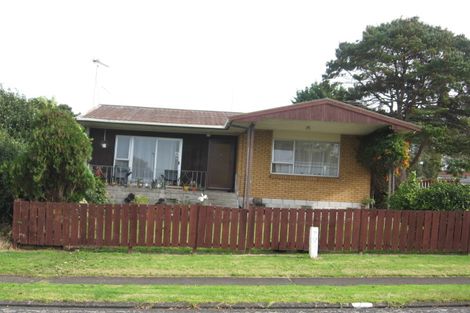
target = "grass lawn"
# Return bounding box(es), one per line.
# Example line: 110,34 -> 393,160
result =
0,248 -> 469,277
0,283 -> 469,305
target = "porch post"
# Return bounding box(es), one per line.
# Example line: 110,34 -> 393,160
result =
243,123 -> 255,209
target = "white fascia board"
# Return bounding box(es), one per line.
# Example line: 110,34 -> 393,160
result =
77,117 -> 229,130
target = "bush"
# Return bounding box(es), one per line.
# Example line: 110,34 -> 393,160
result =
389,172 -> 470,211
388,172 -> 420,210
415,183 -> 470,211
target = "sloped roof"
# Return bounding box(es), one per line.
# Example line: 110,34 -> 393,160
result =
78,99 -> 420,132
230,99 -> 420,132
80,104 -> 240,128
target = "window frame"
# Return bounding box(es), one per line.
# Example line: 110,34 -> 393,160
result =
270,138 -> 341,178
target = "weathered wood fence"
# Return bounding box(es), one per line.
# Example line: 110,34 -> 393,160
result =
12,200 -> 470,253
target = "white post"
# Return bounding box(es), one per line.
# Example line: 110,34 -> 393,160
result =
309,226 -> 319,258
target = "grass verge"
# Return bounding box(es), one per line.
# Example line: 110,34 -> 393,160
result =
0,283 -> 469,305
0,248 -> 469,277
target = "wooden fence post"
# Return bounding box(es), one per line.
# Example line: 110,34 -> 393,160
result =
358,209 -> 368,253
11,200 -> 21,248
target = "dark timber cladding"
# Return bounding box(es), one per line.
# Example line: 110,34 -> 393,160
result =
89,128 -> 237,174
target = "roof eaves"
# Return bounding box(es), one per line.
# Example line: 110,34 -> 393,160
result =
76,117 -> 228,129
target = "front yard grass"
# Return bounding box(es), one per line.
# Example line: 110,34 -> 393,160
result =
0,248 -> 469,277
0,283 -> 469,305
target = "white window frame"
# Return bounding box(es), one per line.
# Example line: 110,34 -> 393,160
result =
271,138 -> 340,178
113,135 -> 183,182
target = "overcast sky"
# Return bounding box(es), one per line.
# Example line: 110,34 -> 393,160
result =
1,0 -> 469,115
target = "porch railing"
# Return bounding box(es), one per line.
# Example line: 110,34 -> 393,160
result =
90,164 -> 207,189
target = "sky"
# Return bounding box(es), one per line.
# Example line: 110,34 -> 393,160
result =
1,0 -> 469,115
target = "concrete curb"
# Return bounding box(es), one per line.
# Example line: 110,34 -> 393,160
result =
0,301 -> 469,309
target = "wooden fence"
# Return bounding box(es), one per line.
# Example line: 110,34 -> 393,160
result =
12,200 -> 470,253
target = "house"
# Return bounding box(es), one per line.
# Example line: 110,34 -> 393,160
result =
77,99 -> 419,208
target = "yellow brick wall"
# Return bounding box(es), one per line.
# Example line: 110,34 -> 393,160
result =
236,130 -> 370,203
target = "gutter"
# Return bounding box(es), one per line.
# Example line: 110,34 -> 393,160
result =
77,117 -> 229,130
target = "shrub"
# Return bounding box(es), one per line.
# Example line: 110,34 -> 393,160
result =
388,172 -> 420,210
389,172 -> 470,211
415,183 -> 470,211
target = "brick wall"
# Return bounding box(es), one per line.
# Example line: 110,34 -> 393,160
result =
236,130 -> 371,204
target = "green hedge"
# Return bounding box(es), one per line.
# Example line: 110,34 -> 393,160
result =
389,172 -> 470,211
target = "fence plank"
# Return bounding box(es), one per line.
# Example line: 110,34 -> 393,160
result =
398,211 -> 409,251
367,210 -> 377,251
462,212 -> 470,253
53,202 -> 64,246
179,206 -> 189,247
12,201 -> 21,245
238,209 -> 248,252
27,202 -> 38,245
430,211 -> 440,251
407,211 -> 418,252
382,210 -> 393,251
62,203 -> 71,247
128,204 -> 138,248
414,211 -> 425,251
112,205 -> 121,246
221,208 -> 230,249
154,205 -> 163,246
212,207 -> 222,248
375,210 -> 385,251
263,207 -> 273,250
279,209 -> 289,250
287,209 -> 297,250
445,211 -> 456,252
78,204 -> 88,245
69,203 -> 79,247
271,208 -> 280,250
437,211 -> 448,251
172,206 -> 181,246
342,209 -> 352,251
303,209 -> 313,250
453,211 -> 463,252
120,205 -> 129,246
245,206 -> 256,251
204,206 -> 214,247
95,205 -> 104,246
327,210 -> 336,251
359,209 -> 368,252
188,205 -> 198,250
391,210 -> 401,251
335,210 -> 344,251
163,205 -> 172,247
296,209 -> 306,251
422,211 -> 433,252
231,208 -> 240,250
104,205 -> 113,245
320,210 -> 329,251
351,209 -> 361,251
255,207 -> 264,249
145,206 -> 155,246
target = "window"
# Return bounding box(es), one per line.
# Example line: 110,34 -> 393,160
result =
114,135 -> 182,183
272,139 -> 339,177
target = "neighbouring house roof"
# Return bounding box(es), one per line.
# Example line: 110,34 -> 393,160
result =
78,99 -> 420,132
79,104 -> 241,128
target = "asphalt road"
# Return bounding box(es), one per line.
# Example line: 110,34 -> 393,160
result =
0,307 -> 469,313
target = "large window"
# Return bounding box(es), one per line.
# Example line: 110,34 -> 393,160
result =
114,135 -> 182,183
271,139 -> 340,177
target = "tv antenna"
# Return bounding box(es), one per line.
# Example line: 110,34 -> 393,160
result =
92,59 -> 110,106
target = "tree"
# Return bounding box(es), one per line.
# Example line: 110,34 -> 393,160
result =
292,80 -> 356,103
12,104 -> 98,202
0,86 -> 37,141
325,17 -> 470,167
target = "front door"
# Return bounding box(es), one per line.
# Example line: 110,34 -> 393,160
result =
207,138 -> 236,190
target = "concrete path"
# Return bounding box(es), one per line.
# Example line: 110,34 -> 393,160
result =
1,275 -> 470,286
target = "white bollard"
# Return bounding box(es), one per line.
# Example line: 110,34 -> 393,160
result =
309,226 -> 319,258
